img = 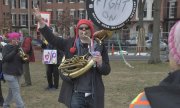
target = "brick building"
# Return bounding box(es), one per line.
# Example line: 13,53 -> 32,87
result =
163,0 -> 180,33
0,0 -> 180,40
0,0 -> 86,38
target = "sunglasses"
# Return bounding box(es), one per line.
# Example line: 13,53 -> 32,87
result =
79,27 -> 90,30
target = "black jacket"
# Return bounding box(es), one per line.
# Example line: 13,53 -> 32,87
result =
2,44 -> 24,76
39,25 -> 111,108
145,70 -> 180,108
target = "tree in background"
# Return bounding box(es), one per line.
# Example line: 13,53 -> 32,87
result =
148,0 -> 162,64
136,0 -> 146,55
57,7 -> 76,38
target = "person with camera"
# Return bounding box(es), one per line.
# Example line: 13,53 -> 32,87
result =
2,32 -> 25,108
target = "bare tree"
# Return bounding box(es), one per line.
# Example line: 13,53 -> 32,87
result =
57,7 -> 73,38
148,0 -> 162,64
136,0 -> 146,55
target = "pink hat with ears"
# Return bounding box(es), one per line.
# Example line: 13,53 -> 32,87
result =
168,20 -> 180,64
7,32 -> 21,40
70,19 -> 94,54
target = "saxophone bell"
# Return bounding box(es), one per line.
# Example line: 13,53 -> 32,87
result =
19,47 -> 29,61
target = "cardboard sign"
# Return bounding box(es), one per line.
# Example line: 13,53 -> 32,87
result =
37,12 -> 51,31
42,50 -> 57,64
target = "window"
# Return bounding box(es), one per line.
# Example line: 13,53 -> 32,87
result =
168,1 -> 177,18
70,9 -> 75,20
32,15 -> 36,25
57,0 -> 64,2
11,0 -> 16,9
79,0 -> 85,3
57,9 -> 63,20
32,0 -> 39,8
152,2 -> 154,17
143,2 -> 147,18
168,21 -> 175,31
12,14 -> 16,26
20,0 -> 26,9
47,0 -> 52,3
79,9 -> 85,19
20,14 -> 27,26
69,0 -> 75,3
4,0 -> 8,5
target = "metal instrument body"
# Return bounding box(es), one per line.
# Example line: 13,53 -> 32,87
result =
59,30 -> 113,79
18,47 -> 29,61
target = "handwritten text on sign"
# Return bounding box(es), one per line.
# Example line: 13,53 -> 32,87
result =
43,50 -> 57,64
94,0 -> 134,26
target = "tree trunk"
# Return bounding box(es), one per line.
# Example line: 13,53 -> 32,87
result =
136,0 -> 146,55
148,0 -> 162,64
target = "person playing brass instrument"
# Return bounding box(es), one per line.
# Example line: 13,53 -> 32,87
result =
2,32 -> 25,108
34,7 -> 111,108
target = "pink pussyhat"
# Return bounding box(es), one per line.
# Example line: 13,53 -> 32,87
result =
7,32 -> 21,40
168,20 -> 180,64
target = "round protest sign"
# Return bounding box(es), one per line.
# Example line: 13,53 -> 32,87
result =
87,0 -> 137,30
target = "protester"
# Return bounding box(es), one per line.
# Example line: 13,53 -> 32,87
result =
0,36 -> 5,106
34,7 -> 111,108
129,21 -> 180,108
21,29 -> 35,87
2,32 -> 25,108
41,32 -> 63,90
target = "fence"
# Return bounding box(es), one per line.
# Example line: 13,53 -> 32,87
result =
105,32 -> 170,56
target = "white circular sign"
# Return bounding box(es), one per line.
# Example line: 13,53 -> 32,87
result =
87,0 -> 137,30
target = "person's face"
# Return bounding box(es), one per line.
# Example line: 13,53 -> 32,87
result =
78,24 -> 91,43
11,38 -> 20,45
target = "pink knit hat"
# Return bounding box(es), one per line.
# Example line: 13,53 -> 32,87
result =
168,21 -> 180,64
70,19 -> 94,54
7,32 -> 21,40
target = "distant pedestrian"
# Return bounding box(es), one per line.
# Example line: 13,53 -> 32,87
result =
41,32 -> 63,90
21,29 -> 35,87
0,36 -> 5,106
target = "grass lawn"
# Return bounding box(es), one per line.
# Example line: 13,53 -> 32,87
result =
1,61 -> 170,108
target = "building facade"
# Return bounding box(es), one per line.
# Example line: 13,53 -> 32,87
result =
0,0 -> 180,40
0,0 -> 86,38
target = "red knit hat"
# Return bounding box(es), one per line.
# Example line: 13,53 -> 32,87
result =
70,19 -> 94,54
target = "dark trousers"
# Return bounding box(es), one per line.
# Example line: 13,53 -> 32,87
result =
23,62 -> 31,85
70,92 -> 94,108
0,60 -> 4,106
46,64 -> 59,88
0,81 -> 4,106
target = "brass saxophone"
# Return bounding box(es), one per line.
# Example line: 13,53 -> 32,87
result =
19,47 -> 29,61
58,30 -> 113,79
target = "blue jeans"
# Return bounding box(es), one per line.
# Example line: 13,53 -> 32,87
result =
70,92 -> 94,108
3,74 -> 24,108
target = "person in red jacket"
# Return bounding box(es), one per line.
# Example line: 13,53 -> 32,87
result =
21,29 -> 35,87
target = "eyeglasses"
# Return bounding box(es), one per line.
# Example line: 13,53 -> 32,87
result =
79,27 -> 90,30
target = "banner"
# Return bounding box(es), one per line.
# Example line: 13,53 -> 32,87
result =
37,12 -> 51,31
42,50 -> 57,64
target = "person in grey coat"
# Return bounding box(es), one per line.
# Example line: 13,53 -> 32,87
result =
34,7 -> 111,108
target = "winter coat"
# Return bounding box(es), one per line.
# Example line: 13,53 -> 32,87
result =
144,70 -> 180,108
39,25 -> 111,108
2,44 -> 24,76
21,37 -> 35,62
